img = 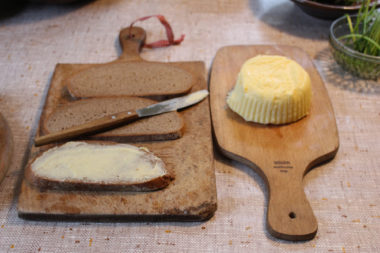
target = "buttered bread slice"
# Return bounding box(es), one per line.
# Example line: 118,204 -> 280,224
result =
26,142 -> 173,191
227,55 -> 311,124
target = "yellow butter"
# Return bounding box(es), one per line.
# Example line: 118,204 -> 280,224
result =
227,55 -> 311,124
31,142 -> 166,183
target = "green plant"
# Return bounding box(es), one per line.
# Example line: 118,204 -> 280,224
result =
340,0 -> 380,56
329,0 -> 380,79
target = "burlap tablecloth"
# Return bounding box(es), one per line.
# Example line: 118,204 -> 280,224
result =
0,0 -> 379,252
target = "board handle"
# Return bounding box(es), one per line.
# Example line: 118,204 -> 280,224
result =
118,26 -> 146,61
266,173 -> 318,241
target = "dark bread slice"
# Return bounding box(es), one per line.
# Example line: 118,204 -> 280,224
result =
66,62 -> 195,98
42,96 -> 184,142
25,141 -> 174,192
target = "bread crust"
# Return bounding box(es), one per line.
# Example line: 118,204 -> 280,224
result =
25,141 -> 174,192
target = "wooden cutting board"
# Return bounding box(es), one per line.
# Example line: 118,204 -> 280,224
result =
210,45 -> 339,241
0,112 -> 13,185
18,27 -> 217,221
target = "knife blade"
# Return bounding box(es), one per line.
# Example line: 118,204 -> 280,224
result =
34,89 -> 209,146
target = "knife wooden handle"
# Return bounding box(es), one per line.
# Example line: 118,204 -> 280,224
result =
34,110 -> 139,146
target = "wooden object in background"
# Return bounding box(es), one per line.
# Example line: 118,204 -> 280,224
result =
210,45 -> 339,241
0,113 -> 13,185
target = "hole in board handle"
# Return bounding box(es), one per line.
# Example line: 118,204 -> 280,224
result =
289,212 -> 296,219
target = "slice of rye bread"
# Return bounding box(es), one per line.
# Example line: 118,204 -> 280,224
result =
66,62 -> 195,98
41,97 -> 184,142
25,141 -> 174,191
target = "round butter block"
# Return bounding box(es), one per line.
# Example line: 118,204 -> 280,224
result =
227,55 -> 312,124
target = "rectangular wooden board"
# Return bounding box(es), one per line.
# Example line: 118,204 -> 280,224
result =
18,61 -> 217,221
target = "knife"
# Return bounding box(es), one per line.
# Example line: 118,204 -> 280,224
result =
34,89 -> 209,146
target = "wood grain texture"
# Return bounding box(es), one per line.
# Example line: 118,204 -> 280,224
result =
17,27 -> 216,221
210,45 -> 339,241
0,113 -> 13,185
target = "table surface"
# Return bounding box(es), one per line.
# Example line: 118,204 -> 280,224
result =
0,0 -> 379,252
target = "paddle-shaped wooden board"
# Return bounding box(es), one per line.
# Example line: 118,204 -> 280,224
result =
210,45 -> 339,241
